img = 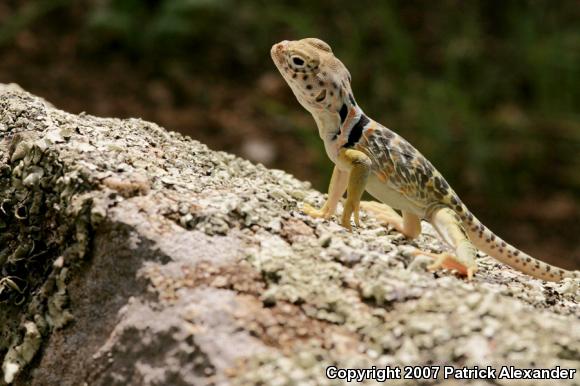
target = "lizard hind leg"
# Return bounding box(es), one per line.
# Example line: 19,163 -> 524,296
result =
427,207 -> 479,279
360,202 -> 421,239
361,203 -> 471,276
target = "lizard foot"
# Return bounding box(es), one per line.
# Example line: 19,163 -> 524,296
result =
410,248 -> 476,280
302,203 -> 333,220
341,197 -> 361,232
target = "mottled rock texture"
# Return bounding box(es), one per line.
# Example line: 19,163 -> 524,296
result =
0,84 -> 578,385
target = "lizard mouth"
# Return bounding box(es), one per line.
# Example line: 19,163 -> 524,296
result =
314,89 -> 326,102
270,41 -> 287,65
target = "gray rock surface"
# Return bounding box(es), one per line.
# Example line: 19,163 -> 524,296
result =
0,84 -> 578,385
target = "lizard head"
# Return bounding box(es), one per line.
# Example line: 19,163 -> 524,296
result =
271,38 -> 354,116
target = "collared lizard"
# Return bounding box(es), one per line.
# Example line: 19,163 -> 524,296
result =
271,37 -> 579,282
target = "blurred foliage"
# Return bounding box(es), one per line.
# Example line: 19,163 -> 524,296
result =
2,0 -> 579,202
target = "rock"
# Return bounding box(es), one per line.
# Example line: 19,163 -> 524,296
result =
0,84 -> 578,385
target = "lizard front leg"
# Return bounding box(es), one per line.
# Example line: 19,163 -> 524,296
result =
303,165 -> 348,219
338,148 -> 372,231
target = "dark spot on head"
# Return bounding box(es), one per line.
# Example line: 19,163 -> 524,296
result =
546,266 -> 551,271
315,89 -> 327,102
292,73 -> 297,78
332,82 -> 338,89
450,197 -> 457,205
501,242 -> 506,247
330,91 -> 334,96
526,257 -> 531,262
303,75 -> 308,81
513,250 -> 519,256
319,81 -> 325,86
499,248 -> 503,253
306,85 -> 312,90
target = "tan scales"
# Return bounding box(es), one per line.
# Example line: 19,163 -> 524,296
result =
271,37 -> 579,282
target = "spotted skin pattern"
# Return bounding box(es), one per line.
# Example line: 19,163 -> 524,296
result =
271,38 -> 579,282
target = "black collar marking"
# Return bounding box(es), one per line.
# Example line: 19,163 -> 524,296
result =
348,93 -> 356,106
339,103 -> 348,123
344,114 -> 369,148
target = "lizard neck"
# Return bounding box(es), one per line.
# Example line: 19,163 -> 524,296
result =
309,97 -> 368,165
312,99 -> 365,145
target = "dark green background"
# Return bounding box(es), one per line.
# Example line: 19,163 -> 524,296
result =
1,0 -> 578,267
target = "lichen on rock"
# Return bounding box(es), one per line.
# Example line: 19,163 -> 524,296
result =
0,84 -> 578,385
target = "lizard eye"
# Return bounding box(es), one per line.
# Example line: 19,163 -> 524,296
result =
291,56 -> 305,67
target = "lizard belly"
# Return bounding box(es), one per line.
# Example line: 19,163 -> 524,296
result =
365,175 -> 425,216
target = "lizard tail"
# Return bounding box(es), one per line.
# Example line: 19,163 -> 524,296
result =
458,206 -> 579,282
